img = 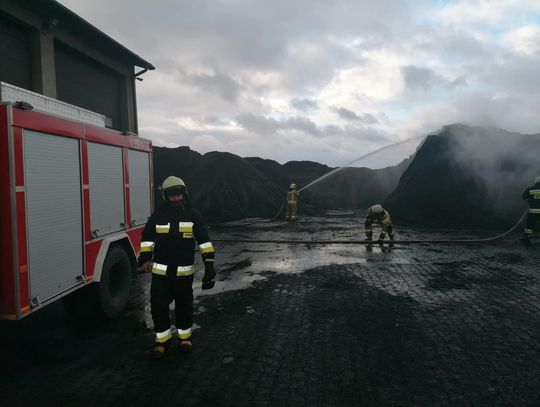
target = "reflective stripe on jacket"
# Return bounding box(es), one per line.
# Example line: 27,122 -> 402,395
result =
287,190 -> 299,204
522,182 -> 540,212
139,202 -> 214,278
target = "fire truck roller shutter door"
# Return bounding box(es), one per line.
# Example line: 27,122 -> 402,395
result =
128,150 -> 151,227
24,130 -> 83,303
87,142 -> 125,236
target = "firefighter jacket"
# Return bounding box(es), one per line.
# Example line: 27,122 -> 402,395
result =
365,208 -> 392,225
287,189 -> 299,204
522,182 -> 540,214
138,202 -> 215,278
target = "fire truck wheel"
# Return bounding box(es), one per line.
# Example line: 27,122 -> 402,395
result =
97,245 -> 133,319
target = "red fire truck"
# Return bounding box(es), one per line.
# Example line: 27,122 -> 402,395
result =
0,82 -> 153,320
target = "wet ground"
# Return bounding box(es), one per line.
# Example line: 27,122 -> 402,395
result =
1,211 -> 540,406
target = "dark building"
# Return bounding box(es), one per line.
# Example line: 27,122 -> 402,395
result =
0,0 -> 154,133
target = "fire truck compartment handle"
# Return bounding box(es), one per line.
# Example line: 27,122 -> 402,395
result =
91,229 -> 99,238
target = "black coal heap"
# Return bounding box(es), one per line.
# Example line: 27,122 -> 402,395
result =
153,146 -> 409,223
384,124 -> 540,228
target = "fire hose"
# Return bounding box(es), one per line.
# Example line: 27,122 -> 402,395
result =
213,211 -> 528,246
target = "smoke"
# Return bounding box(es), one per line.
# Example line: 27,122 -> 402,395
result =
443,124 -> 540,217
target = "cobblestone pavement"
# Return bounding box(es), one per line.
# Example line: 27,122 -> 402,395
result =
1,214 -> 540,406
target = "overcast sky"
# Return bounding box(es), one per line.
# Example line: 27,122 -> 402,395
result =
59,0 -> 540,168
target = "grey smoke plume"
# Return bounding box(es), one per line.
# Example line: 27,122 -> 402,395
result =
444,124 -> 540,218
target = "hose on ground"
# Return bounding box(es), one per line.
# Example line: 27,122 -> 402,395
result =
213,211 -> 528,246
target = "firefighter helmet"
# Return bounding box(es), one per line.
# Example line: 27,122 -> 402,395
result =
161,176 -> 187,199
161,176 -> 185,191
290,183 -> 297,189
371,204 -> 384,214
536,176 -> 540,184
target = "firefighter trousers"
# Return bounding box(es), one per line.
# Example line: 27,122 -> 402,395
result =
286,203 -> 297,220
365,220 -> 394,239
150,274 -> 194,337
524,212 -> 540,236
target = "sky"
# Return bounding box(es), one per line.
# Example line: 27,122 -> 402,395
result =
59,0 -> 540,168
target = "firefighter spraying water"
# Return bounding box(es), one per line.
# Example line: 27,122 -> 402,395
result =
286,183 -> 299,221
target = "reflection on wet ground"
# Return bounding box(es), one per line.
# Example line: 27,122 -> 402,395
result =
1,212 -> 540,406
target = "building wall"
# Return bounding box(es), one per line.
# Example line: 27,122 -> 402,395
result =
0,10 -> 33,90
0,1 -> 139,133
55,43 -> 122,130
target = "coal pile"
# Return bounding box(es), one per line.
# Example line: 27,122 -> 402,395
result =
153,146 -> 409,223
153,147 -> 283,222
384,124 -> 540,228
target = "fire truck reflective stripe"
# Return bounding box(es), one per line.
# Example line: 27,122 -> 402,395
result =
176,265 -> 195,276
155,329 -> 172,343
199,242 -> 215,253
524,228 -> 534,234
178,327 -> 192,339
179,222 -> 194,233
140,241 -> 154,252
529,209 -> 540,214
155,223 -> 170,233
151,263 -> 168,275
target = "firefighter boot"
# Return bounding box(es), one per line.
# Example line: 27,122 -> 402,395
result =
147,340 -> 171,360
378,233 -> 386,244
365,231 -> 373,242
178,338 -> 192,353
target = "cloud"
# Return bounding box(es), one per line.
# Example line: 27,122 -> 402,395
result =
334,107 -> 379,124
56,0 -> 540,169
401,65 -> 444,91
290,97 -> 318,112
180,70 -> 243,102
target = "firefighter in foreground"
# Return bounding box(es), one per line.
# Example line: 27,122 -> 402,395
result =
286,183 -> 299,221
365,204 -> 395,243
138,176 -> 216,359
520,176 -> 540,247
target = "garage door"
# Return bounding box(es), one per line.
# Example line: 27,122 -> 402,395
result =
0,11 -> 32,90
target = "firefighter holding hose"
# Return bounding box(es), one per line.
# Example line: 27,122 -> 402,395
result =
365,204 -> 395,243
138,176 -> 216,359
286,183 -> 299,221
520,176 -> 540,247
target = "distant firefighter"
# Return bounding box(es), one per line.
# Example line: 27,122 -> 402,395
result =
286,183 -> 299,221
365,204 -> 395,243
520,176 -> 540,247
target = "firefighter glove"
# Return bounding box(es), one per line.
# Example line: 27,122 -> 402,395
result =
142,261 -> 152,273
202,265 -> 216,290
